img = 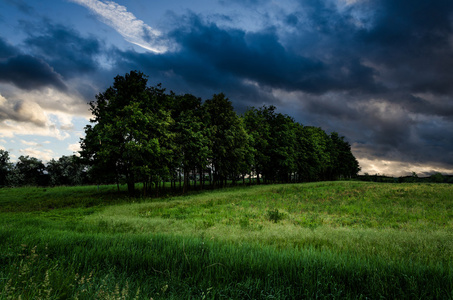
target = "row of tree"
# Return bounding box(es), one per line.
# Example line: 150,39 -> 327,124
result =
0,152 -> 86,187
78,71 -> 360,195
0,71 -> 360,192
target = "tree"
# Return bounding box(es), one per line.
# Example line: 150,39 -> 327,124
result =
171,94 -> 210,193
0,150 -> 12,187
302,126 -> 332,180
237,116 -> 255,185
329,132 -> 360,179
80,71 -> 172,195
265,110 -> 297,183
11,155 -> 46,186
243,107 -> 270,184
293,123 -> 312,182
79,123 -> 118,187
47,155 -> 86,186
430,172 -> 444,183
244,106 -> 296,183
204,93 -> 251,187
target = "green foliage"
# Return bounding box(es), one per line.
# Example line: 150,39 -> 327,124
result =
8,155 -> 46,186
171,94 -> 211,193
204,93 -> 252,187
329,132 -> 361,179
47,155 -> 86,186
243,106 -> 360,184
80,71 -> 174,195
430,172 -> 445,183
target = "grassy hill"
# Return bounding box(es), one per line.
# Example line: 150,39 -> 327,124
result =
1,181 -> 452,299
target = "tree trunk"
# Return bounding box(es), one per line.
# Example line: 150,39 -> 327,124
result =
143,181 -> 147,197
183,169 -> 188,194
127,180 -> 134,196
208,168 -> 212,188
179,169 -> 182,190
155,177 -> 160,197
199,166 -> 203,190
193,168 -> 196,189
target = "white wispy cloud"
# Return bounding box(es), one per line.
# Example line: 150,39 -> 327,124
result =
0,119 -> 70,140
69,0 -> 168,53
20,140 -> 40,147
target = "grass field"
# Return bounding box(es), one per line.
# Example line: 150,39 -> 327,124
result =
0,181 -> 452,299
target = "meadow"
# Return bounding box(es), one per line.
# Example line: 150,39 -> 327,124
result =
0,181 -> 452,299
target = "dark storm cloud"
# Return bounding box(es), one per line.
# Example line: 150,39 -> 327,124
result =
174,19 -> 321,91
360,0 -> 453,48
334,0 -> 453,171
357,0 -> 453,95
400,94 -> 453,119
85,0 -> 453,174
117,12 -> 380,97
0,54 -> 66,91
23,23 -> 102,78
0,36 -> 67,91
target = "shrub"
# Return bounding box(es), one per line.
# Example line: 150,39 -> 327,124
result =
267,208 -> 283,223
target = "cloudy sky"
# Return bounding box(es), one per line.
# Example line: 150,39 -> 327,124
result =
1,0 -> 453,176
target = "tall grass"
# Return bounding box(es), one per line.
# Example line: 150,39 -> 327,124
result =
1,181 -> 452,299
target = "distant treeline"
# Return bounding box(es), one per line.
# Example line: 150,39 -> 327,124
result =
0,71 -> 361,193
0,152 -> 88,187
358,173 -> 453,184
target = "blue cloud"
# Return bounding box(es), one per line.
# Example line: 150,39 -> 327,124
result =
24,23 -> 102,77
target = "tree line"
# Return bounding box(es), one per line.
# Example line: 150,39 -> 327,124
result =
358,172 -> 453,184
0,71 -> 361,193
0,152 -> 86,187
80,71 -> 359,194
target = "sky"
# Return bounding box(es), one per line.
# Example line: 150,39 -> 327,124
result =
1,0 -> 453,177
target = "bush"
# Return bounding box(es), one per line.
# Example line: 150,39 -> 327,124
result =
267,208 -> 283,223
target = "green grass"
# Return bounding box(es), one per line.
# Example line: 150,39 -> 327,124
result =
0,181 -> 452,299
